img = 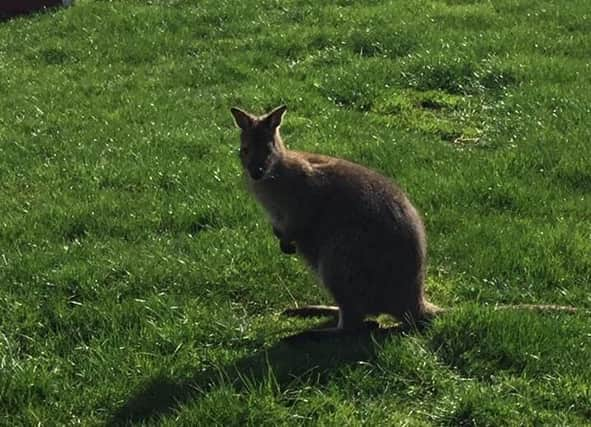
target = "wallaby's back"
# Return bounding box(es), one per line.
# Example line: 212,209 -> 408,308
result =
291,152 -> 431,322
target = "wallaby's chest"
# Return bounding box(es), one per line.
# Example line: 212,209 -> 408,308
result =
251,184 -> 288,227
247,158 -> 318,235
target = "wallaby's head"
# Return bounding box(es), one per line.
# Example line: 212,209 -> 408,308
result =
230,105 -> 287,181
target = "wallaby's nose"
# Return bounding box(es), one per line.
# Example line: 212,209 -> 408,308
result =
249,166 -> 264,180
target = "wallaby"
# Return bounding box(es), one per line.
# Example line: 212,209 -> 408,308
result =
230,105 -> 578,336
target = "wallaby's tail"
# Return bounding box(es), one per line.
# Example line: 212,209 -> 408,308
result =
413,302 -> 580,323
494,303 -> 578,314
282,305 -> 340,318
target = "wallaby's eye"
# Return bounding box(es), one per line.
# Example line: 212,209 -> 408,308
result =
240,146 -> 249,156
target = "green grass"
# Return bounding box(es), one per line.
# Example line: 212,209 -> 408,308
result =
1,0 -> 590,424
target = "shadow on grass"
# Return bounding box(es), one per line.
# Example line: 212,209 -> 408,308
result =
107,322 -> 408,425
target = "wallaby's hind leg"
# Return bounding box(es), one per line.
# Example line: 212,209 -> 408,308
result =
282,305 -> 340,318
336,306 -> 365,330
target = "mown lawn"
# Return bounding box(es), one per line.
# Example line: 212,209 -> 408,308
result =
1,0 -> 590,425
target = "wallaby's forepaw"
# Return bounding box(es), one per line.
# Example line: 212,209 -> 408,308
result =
279,240 -> 296,254
272,226 -> 296,254
272,226 -> 283,239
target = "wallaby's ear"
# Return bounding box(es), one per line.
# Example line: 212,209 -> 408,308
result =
230,107 -> 255,130
264,105 -> 287,129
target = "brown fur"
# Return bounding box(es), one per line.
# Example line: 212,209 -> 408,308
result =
231,105 -> 440,334
230,106 -> 580,336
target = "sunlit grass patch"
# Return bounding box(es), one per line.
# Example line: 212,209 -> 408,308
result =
0,0 -> 590,424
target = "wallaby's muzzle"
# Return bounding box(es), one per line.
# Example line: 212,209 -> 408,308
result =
245,152 -> 271,181
248,165 -> 265,180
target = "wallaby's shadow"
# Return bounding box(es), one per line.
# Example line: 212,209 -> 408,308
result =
107,322 -> 408,425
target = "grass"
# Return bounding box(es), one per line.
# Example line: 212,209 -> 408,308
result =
1,0 -> 590,424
